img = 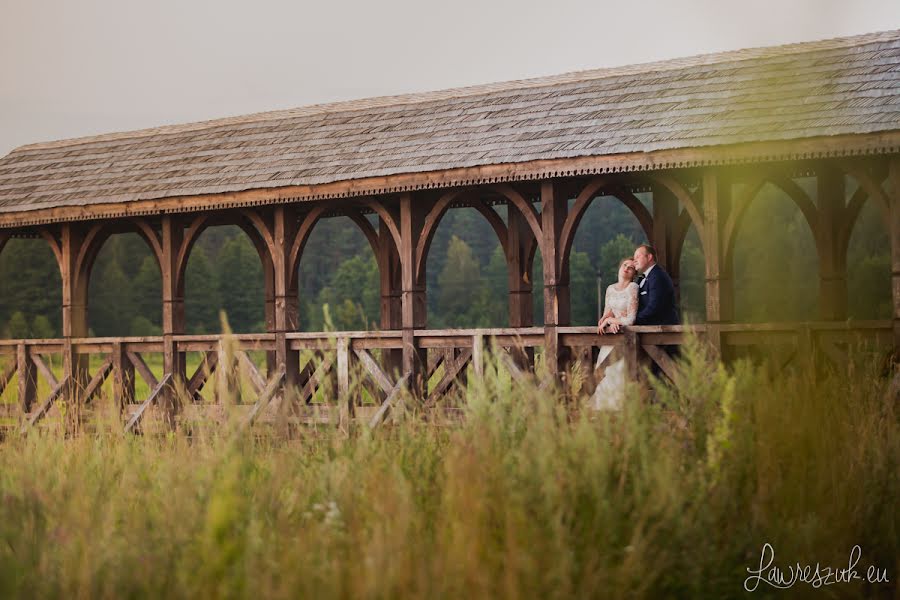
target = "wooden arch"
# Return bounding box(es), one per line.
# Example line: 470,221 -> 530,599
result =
557,176 -> 655,275
413,189 -> 510,286
721,172 -> 819,271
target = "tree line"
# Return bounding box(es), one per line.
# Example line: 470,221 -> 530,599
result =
0,186 -> 891,338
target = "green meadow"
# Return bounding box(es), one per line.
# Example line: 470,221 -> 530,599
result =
0,339 -> 896,599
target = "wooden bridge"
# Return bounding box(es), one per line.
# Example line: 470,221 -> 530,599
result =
0,31 -> 898,431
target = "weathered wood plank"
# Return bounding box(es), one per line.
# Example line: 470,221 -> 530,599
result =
82,356 -> 113,405
236,351 -> 265,395
354,348 -> 395,395
240,368 -> 286,430
425,348 -> 473,405
642,344 -> 679,381
127,351 -> 159,389
369,373 -> 410,430
21,375 -> 69,434
123,373 -> 172,434
31,354 -> 59,389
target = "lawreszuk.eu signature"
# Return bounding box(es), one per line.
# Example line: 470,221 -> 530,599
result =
744,543 -> 890,591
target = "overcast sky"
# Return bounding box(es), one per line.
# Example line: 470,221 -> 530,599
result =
2,0 -> 899,157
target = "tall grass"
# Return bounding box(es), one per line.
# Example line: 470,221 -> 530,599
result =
0,339 -> 896,598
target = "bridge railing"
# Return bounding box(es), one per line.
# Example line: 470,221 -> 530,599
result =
0,321 -> 892,431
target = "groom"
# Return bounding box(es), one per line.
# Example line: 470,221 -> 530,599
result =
632,244 -> 679,326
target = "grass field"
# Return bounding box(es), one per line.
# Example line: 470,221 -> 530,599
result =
0,338 -> 896,598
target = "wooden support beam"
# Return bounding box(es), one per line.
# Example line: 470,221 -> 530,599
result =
272,206 -> 301,388
160,216 -> 185,425
425,348 -> 473,405
31,353 -> 58,389
355,348 -> 396,395
124,373 -> 173,434
816,166 -> 848,320
186,350 -> 218,401
240,367 -> 286,430
368,372 -> 409,430
299,354 -> 334,405
642,344 -> 678,381
540,180 -> 570,377
889,158 -> 900,357
703,170 -> 734,325
237,351 -> 266,395
82,356 -> 113,405
112,341 -> 134,411
127,351 -> 159,389
16,343 -> 37,413
60,223 -> 89,423
21,375 -> 69,434
399,192 -> 428,396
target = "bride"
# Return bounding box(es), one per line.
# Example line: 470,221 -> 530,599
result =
591,258 -> 638,410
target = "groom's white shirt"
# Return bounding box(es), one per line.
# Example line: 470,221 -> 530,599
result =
639,263 -> 655,288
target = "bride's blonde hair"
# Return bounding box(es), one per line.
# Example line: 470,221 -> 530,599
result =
619,257 -> 636,282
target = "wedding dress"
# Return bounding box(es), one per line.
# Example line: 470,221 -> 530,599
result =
591,282 -> 638,411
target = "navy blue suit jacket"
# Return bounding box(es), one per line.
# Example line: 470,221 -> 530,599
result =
635,265 -> 680,326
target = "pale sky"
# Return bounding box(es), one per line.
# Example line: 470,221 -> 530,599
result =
2,0 -> 900,157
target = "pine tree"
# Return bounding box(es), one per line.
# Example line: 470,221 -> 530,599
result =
436,236 -> 482,327
185,245 -> 222,333
217,236 -> 264,333
89,260 -> 133,336
6,312 -> 29,338
132,256 -> 162,327
569,250 -> 597,325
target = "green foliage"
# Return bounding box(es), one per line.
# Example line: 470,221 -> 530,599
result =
436,236 -> 482,327
130,316 -> 162,337
569,250 -> 596,325
31,315 -> 54,339
0,349 -> 894,598
185,245 -> 221,334
5,311 -> 28,338
217,236 -> 264,333
132,255 -> 161,327
316,255 -> 379,330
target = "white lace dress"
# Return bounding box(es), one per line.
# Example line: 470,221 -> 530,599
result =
591,282 -> 638,411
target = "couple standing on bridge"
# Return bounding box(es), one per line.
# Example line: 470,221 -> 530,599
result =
592,244 -> 679,410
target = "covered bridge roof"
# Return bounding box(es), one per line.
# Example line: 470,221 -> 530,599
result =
1,29 -> 900,224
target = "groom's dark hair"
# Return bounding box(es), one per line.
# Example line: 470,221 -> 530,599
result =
638,244 -> 658,262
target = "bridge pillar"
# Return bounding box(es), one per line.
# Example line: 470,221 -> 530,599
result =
889,158 -> 900,357
399,193 -> 428,395
60,223 -> 90,425
816,167 -> 848,321
271,206 -> 301,388
506,205 -> 534,368
702,171 -> 734,356
160,216 -> 186,424
379,217 -> 403,377
540,180 -> 571,377
652,182 -> 682,302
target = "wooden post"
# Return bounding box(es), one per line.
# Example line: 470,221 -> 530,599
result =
262,251 -> 277,375
379,217 -> 403,377
16,343 -> 36,413
816,166 -> 848,320
703,170 -> 734,324
703,170 -> 733,359
540,180 -> 570,377
272,206 -> 301,388
159,216 -> 186,423
889,158 -> 900,356
652,181 -> 681,301
399,193 -> 427,395
60,224 -> 89,421
111,341 -> 134,412
506,207 -> 534,369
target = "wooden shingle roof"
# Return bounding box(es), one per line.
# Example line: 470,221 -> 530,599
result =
1,29 -> 900,223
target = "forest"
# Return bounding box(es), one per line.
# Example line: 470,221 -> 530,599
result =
0,182 -> 891,338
